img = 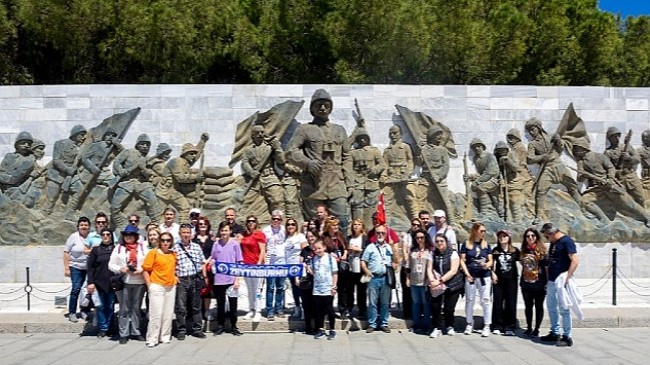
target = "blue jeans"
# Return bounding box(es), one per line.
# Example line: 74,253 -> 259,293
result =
547,281 -> 572,337
68,267 -> 87,315
410,285 -> 431,330
96,289 -> 115,332
266,277 -> 285,315
367,276 -> 391,328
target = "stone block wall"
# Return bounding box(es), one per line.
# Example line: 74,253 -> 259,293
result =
1,85 -> 649,192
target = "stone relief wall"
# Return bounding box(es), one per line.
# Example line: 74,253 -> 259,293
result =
1,85 -> 649,246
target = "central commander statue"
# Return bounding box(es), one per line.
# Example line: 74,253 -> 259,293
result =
286,89 -> 352,230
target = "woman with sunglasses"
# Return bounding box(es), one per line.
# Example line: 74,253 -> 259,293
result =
298,229 -> 319,334
109,225 -> 149,344
322,216 -> 349,318
491,230 -> 520,336
240,215 -> 267,322
86,227 -> 116,338
142,232 -> 178,347
400,218 -> 422,321
192,216 -> 216,321
459,222 -> 493,337
405,228 -> 432,334
519,228 -> 547,337
429,233 -> 464,338
346,218 -> 369,319
284,217 -> 307,318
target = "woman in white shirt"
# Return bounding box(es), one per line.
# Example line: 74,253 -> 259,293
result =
346,218 -> 369,319
284,217 -> 307,318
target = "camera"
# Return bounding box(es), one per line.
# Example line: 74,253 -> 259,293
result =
127,264 -> 136,272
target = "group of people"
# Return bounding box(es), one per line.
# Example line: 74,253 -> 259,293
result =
402,210 -> 580,347
64,204 -> 580,348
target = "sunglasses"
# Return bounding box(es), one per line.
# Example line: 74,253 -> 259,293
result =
129,220 -> 139,223
96,221 -> 107,224
526,234 -> 536,238
411,222 -> 420,226
376,232 -> 386,235
198,222 -> 208,226
160,238 -> 172,243
272,218 -> 282,221
287,222 -> 297,227
247,220 -> 257,224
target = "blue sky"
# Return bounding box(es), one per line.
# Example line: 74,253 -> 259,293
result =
599,0 -> 650,18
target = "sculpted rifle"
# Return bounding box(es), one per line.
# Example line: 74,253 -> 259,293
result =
463,152 -> 473,220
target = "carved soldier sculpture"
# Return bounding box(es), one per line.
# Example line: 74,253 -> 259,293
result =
110,134 -> 162,229
573,140 -> 650,227
506,128 -> 534,218
525,118 -> 580,224
604,127 -> 646,209
44,125 -> 87,214
7,138 -> 47,208
494,141 -> 522,222
0,132 -> 36,193
67,128 -> 124,212
464,138 -> 500,216
381,125 -> 415,218
241,124 -> 286,215
637,130 -> 650,204
162,133 -> 209,220
349,128 -> 385,227
287,89 -> 352,230
419,125 -> 454,223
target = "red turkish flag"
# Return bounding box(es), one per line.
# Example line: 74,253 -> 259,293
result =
376,192 -> 386,225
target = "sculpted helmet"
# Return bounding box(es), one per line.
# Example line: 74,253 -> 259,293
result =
427,125 -> 443,139
506,128 -> 522,141
31,139 -> 45,150
103,127 -> 118,138
70,124 -> 87,138
606,126 -> 621,139
355,128 -> 370,140
643,130 -> 650,140
309,89 -> 333,116
15,131 -> 34,144
156,143 -> 171,155
135,134 -> 151,145
494,141 -> 509,152
181,143 -> 199,156
572,138 -> 591,151
469,138 -> 486,149
524,117 -> 542,132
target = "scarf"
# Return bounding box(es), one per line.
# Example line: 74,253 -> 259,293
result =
125,242 -> 138,266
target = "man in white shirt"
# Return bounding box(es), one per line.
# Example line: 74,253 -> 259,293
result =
262,210 -> 287,320
159,207 -> 180,242
427,210 -> 457,250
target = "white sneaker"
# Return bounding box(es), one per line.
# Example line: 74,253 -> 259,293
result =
429,328 -> 442,338
464,324 -> 473,335
492,329 -> 501,335
243,311 -> 254,320
482,327 -> 491,337
446,327 -> 455,336
252,311 -> 262,322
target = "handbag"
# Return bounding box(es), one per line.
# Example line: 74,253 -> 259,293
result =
298,276 -> 313,290
109,273 -> 125,292
428,270 -> 447,298
338,260 -> 351,272
385,264 -> 396,289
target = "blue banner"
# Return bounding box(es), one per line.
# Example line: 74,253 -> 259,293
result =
213,262 -> 304,278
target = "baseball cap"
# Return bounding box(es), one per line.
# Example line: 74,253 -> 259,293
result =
496,229 -> 510,237
433,210 -> 446,218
